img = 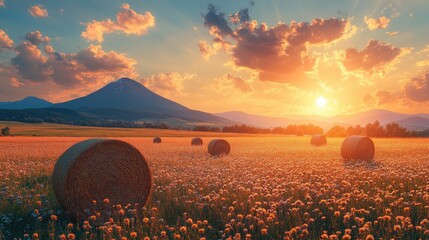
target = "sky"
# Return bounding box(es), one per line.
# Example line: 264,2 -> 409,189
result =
1,0 -> 429,117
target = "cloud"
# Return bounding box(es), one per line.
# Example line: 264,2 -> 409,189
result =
386,31 -> 398,36
230,8 -> 250,24
201,4 -> 355,87
142,72 -> 195,97
81,4 -> 155,43
375,90 -> 395,105
0,0 -> 4,7
212,73 -> 253,93
28,5 -> 48,18
343,40 -> 402,72
364,16 -> 390,30
10,31 -> 137,88
25,31 -> 50,45
11,41 -> 50,82
0,29 -> 13,50
198,40 -> 215,59
404,72 -> 429,102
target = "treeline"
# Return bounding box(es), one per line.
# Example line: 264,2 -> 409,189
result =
193,124 -> 324,135
192,121 -> 429,138
326,121 -> 427,137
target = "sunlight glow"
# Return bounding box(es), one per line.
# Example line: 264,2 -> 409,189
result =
316,96 -> 327,108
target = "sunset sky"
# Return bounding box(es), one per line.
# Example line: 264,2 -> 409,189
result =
1,0 -> 429,117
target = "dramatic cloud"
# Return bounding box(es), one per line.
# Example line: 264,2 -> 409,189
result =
0,0 -> 4,7
201,4 -> 355,86
28,5 -> 48,18
404,72 -> 429,102
25,31 -> 50,45
343,40 -> 402,72
212,73 -> 253,93
142,72 -> 195,97
10,31 -> 137,88
0,29 -> 13,49
11,42 -> 50,82
82,4 -> 155,43
364,16 -> 390,30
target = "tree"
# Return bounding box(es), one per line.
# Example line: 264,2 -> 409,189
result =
365,121 -> 385,137
326,125 -> 347,137
1,127 -> 10,136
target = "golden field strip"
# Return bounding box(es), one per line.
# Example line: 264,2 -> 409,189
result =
1,134 -> 429,239
0,121 -> 252,137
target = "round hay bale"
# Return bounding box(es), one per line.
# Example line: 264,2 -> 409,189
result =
153,137 -> 161,143
310,134 -> 327,146
208,139 -> 230,155
341,136 -> 375,162
191,137 -> 203,146
52,139 -> 152,218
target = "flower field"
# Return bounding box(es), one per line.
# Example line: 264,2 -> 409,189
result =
1,136 -> 429,239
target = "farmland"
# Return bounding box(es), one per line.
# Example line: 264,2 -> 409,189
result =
1,136 -> 429,239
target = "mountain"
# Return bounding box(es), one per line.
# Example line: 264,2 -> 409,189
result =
0,96 -> 52,109
393,116 -> 429,131
55,78 -> 234,125
215,109 -> 429,131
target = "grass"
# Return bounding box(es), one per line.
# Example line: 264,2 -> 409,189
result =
0,121 -> 255,137
1,136 -> 429,239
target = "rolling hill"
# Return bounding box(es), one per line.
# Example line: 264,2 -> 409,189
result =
0,96 -> 52,109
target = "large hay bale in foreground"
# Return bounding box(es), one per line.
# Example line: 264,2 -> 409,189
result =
52,139 -> 152,218
310,134 -> 327,146
153,137 -> 161,143
208,139 -> 230,155
191,137 -> 203,146
341,136 -> 375,162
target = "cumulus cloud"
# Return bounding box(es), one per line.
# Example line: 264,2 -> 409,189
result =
11,42 -> 50,82
404,72 -> 429,102
343,40 -> 402,72
0,0 -> 4,7
0,29 -> 13,50
212,73 -> 253,93
25,31 -> 50,45
142,72 -> 195,97
9,31 -> 137,88
201,4 -> 355,87
364,16 -> 390,30
29,5 -> 48,18
82,4 -> 155,43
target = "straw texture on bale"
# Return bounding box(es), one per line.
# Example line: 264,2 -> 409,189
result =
191,137 -> 203,146
153,137 -> 161,143
310,134 -> 327,146
208,139 -> 230,155
52,139 -> 152,218
341,136 -> 375,162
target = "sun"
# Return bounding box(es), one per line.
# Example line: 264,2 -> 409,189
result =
316,96 -> 327,108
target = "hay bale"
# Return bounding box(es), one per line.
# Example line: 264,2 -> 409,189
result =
208,139 -> 230,155
52,139 -> 152,218
341,136 -> 375,162
153,137 -> 161,143
191,137 -> 203,146
311,134 -> 327,146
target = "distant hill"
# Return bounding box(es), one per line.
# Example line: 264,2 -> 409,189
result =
393,116 -> 429,131
216,109 -> 429,131
0,96 -> 52,109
